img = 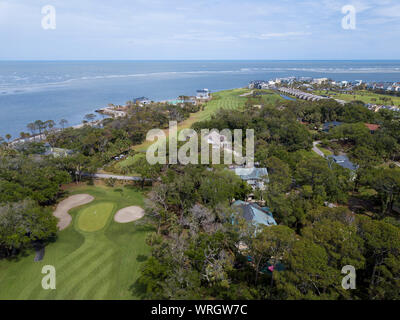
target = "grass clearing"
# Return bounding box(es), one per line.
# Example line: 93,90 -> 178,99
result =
0,185 -> 152,300
132,88 -> 250,153
77,202 -> 115,232
319,146 -> 333,156
313,90 -> 400,106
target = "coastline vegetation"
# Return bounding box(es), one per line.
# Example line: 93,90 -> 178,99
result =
0,86 -> 399,300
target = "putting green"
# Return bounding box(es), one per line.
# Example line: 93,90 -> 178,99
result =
78,202 -> 114,232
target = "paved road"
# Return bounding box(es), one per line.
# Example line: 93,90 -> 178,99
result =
239,90 -> 254,97
84,173 -> 142,181
312,141 -> 325,158
82,172 -> 153,182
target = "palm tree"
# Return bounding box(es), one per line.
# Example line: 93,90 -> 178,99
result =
45,120 -> 55,132
84,113 -> 96,123
27,122 -> 36,136
5,134 -> 11,147
34,120 -> 45,136
59,119 -> 68,130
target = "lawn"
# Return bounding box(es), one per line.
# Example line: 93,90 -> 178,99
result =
319,146 -> 333,156
131,88 -> 251,153
111,88 -> 284,172
108,153 -> 142,175
0,185 -> 152,300
313,90 -> 400,106
78,202 -> 115,232
254,90 -> 287,105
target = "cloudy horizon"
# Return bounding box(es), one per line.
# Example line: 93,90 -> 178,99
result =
0,0 -> 399,60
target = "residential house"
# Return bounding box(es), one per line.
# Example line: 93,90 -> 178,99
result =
204,130 -> 231,150
313,78 -> 329,85
322,121 -> 343,132
327,155 -> 358,171
232,200 -> 277,229
233,167 -> 269,191
196,89 -> 210,100
133,97 -> 151,106
43,143 -> 74,158
364,123 -> 380,133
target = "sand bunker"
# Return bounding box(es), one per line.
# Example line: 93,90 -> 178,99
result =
53,194 -> 94,230
114,206 -> 145,223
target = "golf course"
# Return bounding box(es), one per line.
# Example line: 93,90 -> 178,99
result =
131,88 -> 252,153
0,184 -> 151,300
117,88 -> 284,166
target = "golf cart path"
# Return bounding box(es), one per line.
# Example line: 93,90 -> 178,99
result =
312,141 -> 325,158
114,206 -> 145,223
53,194 -> 95,230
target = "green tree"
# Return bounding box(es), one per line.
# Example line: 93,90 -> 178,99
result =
248,225 -> 296,285
130,155 -> 161,189
275,239 -> 340,299
357,217 -> 400,299
0,200 -> 57,257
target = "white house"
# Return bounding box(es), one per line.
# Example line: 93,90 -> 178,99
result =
233,167 -> 269,191
196,89 -> 210,100
203,130 -> 235,152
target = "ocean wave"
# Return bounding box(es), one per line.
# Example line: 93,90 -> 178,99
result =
1,66 -> 399,96
0,70 -> 254,95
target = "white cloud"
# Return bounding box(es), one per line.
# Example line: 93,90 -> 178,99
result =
375,4 -> 400,18
242,31 -> 312,40
0,0 -> 398,59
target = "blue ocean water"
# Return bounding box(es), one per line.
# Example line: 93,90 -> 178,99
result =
0,60 -> 400,137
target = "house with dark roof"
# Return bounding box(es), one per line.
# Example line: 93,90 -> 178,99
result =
232,200 -> 277,230
322,121 -> 343,132
233,167 -> 269,191
43,143 -> 74,158
133,97 -> 151,106
327,155 -> 358,171
196,89 -> 210,100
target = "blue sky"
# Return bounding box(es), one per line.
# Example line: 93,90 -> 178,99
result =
0,0 -> 399,60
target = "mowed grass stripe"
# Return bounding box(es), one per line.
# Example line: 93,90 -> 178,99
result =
49,244 -> 109,289
57,249 -> 116,300
74,260 -> 116,300
90,276 -> 112,300
132,89 -> 249,152
27,243 -> 109,300
0,171 -> 151,300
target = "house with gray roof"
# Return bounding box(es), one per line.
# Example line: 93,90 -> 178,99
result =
232,200 -> 277,229
322,121 -> 343,132
233,167 -> 269,191
327,155 -> 358,171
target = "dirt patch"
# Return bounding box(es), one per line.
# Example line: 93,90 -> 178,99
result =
114,206 -> 145,223
53,194 -> 95,230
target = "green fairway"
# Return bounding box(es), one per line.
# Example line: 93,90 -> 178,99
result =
78,202 -> 114,232
112,88 -> 284,172
313,89 -> 400,106
0,185 -> 152,300
115,88 -> 284,168
131,88 -> 250,153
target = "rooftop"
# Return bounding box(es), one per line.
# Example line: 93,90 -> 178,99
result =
364,123 -> 380,131
323,121 -> 343,131
328,155 -> 358,171
232,200 -> 277,227
234,167 -> 269,181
